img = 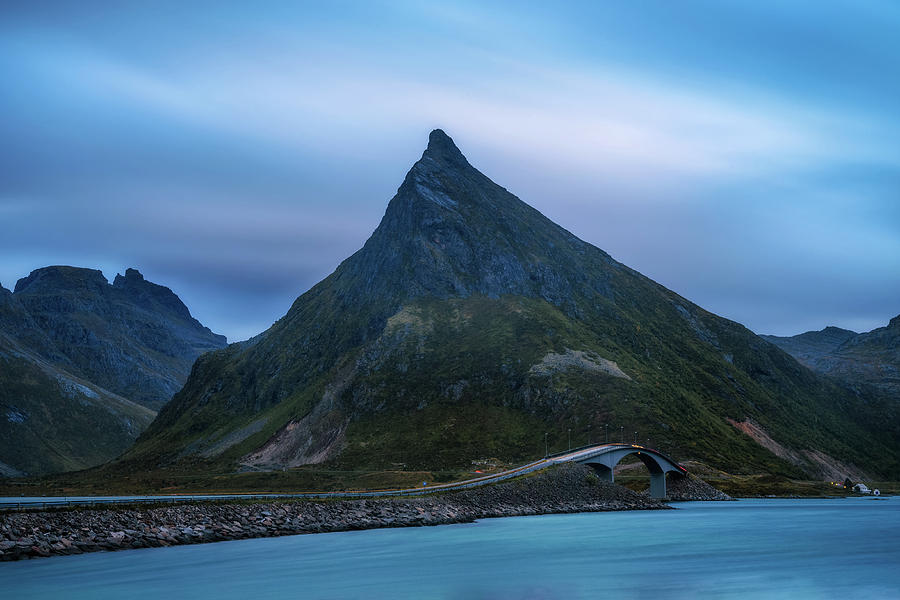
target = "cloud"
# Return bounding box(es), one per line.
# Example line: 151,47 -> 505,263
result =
1,2 -> 898,340
13,14 -> 895,187
32,40 -> 891,185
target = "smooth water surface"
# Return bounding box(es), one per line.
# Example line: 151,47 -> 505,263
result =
2,497 -> 898,599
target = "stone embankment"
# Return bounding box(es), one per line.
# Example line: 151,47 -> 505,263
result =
0,464 -> 723,561
659,473 -> 732,501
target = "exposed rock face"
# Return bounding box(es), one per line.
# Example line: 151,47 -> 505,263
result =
0,267 -> 226,475
763,317 -> 900,397
529,348 -> 631,379
340,129 -> 614,307
123,130 -> 900,481
726,418 -> 872,481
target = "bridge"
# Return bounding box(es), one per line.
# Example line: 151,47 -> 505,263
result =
0,443 -> 687,510
555,443 -> 688,499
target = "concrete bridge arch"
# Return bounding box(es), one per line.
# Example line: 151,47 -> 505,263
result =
569,444 -> 687,499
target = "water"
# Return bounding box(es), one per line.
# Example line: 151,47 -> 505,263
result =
2,497 -> 898,599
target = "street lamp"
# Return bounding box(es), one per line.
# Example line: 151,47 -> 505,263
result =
620,426 -> 624,444
568,428 -> 571,451
633,431 -> 637,444
544,432 -> 549,458
604,423 -> 609,444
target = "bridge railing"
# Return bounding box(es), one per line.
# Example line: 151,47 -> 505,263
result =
547,443 -> 687,473
545,443 -> 604,459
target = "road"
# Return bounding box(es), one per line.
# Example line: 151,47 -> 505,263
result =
0,443 -> 668,510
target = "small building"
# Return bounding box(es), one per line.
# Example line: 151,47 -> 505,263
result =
852,483 -> 871,494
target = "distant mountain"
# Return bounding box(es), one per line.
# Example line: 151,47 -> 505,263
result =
763,316 -> 900,397
760,327 -> 857,368
119,130 -> 899,482
11,266 -> 227,410
0,267 -> 226,476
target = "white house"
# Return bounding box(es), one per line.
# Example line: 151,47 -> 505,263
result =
852,483 -> 871,494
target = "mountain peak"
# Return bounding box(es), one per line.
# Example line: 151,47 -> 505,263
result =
421,128 -> 468,167
123,268 -> 144,281
14,266 -> 108,294
113,268 -> 200,325
335,128 -> 603,309
126,128 -> 900,484
113,268 -> 148,289
822,326 -> 857,335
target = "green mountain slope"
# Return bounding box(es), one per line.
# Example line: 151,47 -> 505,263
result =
120,130 -> 899,481
0,327 -> 155,476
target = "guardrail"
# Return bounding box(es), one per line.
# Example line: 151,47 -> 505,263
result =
0,459 -> 552,511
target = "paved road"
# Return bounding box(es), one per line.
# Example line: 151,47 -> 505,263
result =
0,443 -> 665,510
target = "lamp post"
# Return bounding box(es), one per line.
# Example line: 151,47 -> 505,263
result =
604,423 -> 609,444
544,432 -> 548,458
568,428 -> 571,451
620,426 -> 624,444
633,431 -> 637,444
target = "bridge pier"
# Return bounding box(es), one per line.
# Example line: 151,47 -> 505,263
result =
649,472 -> 666,500
588,463 -> 667,499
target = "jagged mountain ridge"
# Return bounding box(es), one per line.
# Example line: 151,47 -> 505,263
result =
763,317 -> 900,397
124,130 -> 899,481
11,266 -> 227,410
1,267 -> 226,475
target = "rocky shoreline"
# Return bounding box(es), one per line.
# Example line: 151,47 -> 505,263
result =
659,472 -> 733,501
0,464 -> 726,561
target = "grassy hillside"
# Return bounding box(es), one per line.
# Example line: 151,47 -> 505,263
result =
0,335 -> 156,475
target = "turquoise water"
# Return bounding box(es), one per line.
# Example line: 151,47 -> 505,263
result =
2,497 -> 898,599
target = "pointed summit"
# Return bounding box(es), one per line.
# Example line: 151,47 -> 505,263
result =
421,128 -> 468,167
354,128 -> 600,304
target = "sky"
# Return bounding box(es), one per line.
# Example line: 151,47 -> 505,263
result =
1,1 -> 898,342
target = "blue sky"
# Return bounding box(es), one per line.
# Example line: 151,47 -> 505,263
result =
1,1 -> 898,341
